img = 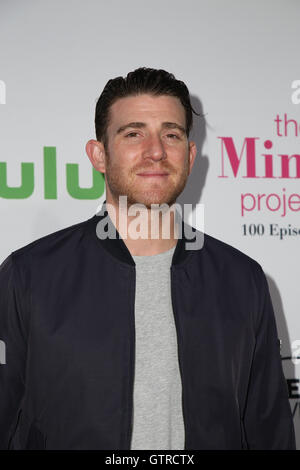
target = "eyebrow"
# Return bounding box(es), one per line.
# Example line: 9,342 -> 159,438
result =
115,121 -> 186,135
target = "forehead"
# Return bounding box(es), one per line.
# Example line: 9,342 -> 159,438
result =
107,94 -> 186,132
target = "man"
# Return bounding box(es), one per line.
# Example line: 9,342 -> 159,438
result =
0,67 -> 296,450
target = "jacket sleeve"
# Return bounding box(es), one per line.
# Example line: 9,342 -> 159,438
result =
242,264 -> 296,450
0,253 -> 29,449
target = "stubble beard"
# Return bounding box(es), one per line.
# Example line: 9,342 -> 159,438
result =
104,153 -> 190,211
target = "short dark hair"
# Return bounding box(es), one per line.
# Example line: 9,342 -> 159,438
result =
94,67 -> 201,153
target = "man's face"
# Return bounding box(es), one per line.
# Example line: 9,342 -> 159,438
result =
102,93 -> 196,209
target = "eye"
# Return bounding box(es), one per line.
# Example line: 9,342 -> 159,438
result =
125,132 -> 139,138
124,132 -> 180,140
166,134 -> 180,139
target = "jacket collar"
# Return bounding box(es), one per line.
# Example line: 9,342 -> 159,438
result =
87,199 -> 200,268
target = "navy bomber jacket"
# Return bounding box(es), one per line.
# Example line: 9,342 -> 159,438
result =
0,200 -> 296,450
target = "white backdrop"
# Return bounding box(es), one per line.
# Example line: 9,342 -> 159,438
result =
0,0 -> 299,448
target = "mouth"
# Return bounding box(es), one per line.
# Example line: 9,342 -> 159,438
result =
137,171 -> 169,177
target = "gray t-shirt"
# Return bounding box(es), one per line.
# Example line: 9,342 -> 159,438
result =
130,245 -> 185,450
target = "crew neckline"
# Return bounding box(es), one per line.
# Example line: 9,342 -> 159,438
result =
131,244 -> 177,260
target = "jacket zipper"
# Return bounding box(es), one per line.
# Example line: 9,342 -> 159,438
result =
127,267 -> 136,449
170,266 -> 187,450
7,407 -> 22,450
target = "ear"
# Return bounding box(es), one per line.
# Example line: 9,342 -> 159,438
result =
85,139 -> 106,174
188,141 -> 197,174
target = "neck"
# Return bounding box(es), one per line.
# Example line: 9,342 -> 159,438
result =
105,196 -> 179,256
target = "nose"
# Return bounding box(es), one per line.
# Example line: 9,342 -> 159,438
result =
142,133 -> 167,161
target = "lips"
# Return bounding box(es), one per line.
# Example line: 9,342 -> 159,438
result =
137,171 -> 169,176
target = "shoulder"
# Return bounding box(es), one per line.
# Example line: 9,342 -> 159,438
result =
196,230 -> 268,326
191,228 -> 265,284
204,231 -> 261,267
1,215 -> 94,271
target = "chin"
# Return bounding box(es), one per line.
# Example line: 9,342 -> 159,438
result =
128,193 -> 177,210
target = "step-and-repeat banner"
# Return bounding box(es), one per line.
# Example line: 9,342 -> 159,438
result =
0,0 -> 299,448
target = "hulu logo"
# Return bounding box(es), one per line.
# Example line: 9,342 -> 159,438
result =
0,147 -> 105,199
